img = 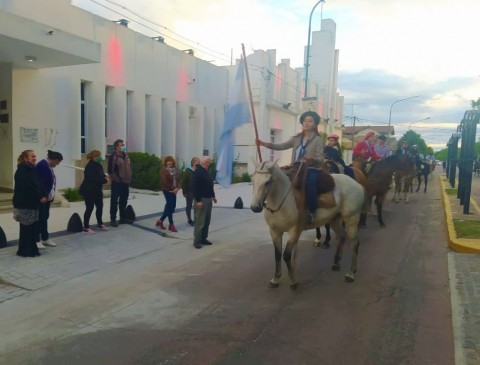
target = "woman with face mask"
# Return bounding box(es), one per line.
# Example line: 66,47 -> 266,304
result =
80,150 -> 108,233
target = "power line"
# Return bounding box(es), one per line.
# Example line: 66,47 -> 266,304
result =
100,0 -> 231,60
85,0 -> 232,64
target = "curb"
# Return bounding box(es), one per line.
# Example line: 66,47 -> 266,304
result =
440,176 -> 480,254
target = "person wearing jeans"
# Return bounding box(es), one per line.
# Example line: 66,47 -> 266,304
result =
156,156 -> 179,232
35,150 -> 63,249
108,139 -> 132,227
256,111 -> 324,224
181,156 -> 199,226
80,150 -> 108,234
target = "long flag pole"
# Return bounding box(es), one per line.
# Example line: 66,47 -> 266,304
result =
241,43 -> 262,163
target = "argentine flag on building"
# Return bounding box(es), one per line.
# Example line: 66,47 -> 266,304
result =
216,59 -> 251,188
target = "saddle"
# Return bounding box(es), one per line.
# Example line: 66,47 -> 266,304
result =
281,161 -> 336,209
352,158 -> 375,176
325,159 -> 345,175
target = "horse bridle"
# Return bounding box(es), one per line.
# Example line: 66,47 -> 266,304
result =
253,162 -> 304,214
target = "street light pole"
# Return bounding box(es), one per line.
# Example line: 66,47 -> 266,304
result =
388,95 -> 420,127
408,117 -> 430,130
304,0 -> 325,98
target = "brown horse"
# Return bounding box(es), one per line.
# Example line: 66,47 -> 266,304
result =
393,155 -> 416,203
353,156 -> 399,227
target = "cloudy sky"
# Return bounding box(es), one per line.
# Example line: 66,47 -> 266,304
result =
72,0 -> 480,151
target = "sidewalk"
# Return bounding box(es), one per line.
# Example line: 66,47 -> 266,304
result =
0,183 -> 253,245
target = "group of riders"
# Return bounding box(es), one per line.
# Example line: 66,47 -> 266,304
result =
255,111 -> 430,222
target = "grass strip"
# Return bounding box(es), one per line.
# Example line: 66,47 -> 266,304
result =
454,219 -> 480,239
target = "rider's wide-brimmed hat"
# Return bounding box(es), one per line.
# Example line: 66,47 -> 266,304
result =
364,131 -> 376,139
299,111 -> 321,126
377,135 -> 387,141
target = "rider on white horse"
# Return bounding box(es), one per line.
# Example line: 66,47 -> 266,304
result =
256,111 -> 324,224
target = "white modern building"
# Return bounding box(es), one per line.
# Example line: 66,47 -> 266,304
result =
0,0 -> 344,191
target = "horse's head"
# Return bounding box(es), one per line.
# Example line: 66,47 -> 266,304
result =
250,160 -> 276,213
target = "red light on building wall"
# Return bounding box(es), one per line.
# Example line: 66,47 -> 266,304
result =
107,36 -> 124,85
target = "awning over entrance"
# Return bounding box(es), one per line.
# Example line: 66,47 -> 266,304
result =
0,10 -> 101,69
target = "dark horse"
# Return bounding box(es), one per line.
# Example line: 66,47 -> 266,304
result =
416,161 -> 431,193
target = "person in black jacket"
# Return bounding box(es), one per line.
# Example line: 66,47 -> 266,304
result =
80,150 -> 108,233
181,156 -> 199,226
191,156 -> 217,249
13,150 -> 46,257
324,134 -> 354,179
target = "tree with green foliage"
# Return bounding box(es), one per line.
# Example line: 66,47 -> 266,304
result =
435,141 -> 480,161
471,97 -> 480,110
397,130 -> 431,156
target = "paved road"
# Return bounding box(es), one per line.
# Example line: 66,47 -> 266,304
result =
0,174 -> 456,364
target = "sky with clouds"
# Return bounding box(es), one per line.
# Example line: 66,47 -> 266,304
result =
72,0 -> 480,151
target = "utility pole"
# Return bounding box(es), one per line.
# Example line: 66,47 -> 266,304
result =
351,116 -> 357,149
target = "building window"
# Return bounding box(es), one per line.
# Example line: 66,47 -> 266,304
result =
269,129 -> 276,161
80,82 -> 86,153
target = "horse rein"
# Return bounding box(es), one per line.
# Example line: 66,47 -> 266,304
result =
253,161 -> 304,214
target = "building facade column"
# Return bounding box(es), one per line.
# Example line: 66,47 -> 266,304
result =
145,94 -> 162,157
127,91 -> 145,152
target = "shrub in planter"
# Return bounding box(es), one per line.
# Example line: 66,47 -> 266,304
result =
63,188 -> 83,202
128,152 -> 163,191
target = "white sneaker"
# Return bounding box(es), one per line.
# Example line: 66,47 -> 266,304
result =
42,239 -> 57,247
37,241 -> 46,250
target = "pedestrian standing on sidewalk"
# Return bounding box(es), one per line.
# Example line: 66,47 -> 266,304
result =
108,139 -> 133,227
35,149 -> 63,250
192,156 -> 217,249
181,156 -> 199,226
156,156 -> 180,232
13,150 -> 45,257
80,150 -> 108,234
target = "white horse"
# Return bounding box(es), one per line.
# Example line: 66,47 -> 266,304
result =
250,161 -> 366,289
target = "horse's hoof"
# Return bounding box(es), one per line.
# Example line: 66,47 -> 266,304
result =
290,283 -> 299,290
313,239 -> 321,247
344,273 -> 355,283
380,223 -> 386,228
332,264 -> 340,271
269,281 -> 279,288
321,242 -> 330,249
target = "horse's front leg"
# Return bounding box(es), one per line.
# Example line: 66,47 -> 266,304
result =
323,224 -> 331,248
269,228 -> 283,288
424,174 -> 428,193
416,176 -> 421,192
393,180 -> 400,202
344,215 -> 361,283
403,180 -> 410,203
330,216 -> 346,272
376,194 -> 386,227
284,230 -> 301,290
313,227 -> 322,247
